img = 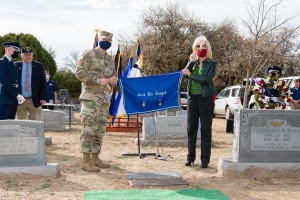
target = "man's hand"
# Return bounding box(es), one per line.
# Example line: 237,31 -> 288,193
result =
40,100 -> 46,106
16,94 -> 25,104
97,78 -> 110,86
109,76 -> 117,85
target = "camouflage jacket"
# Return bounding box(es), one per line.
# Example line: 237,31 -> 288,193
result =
75,49 -> 115,102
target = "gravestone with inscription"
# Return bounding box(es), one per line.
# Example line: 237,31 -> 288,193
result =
218,109 -> 300,179
139,116 -> 202,147
0,120 -> 60,179
176,110 -> 187,117
166,108 -> 181,116
41,110 -> 66,130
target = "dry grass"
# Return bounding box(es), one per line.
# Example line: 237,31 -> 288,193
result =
0,113 -> 300,200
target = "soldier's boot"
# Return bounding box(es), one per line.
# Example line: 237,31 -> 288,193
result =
81,153 -> 100,172
91,153 -> 110,168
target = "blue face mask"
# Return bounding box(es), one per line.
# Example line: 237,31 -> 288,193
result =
99,41 -> 111,50
46,75 -> 50,79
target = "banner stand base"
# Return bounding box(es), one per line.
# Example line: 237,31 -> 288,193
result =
122,114 -> 156,159
122,153 -> 157,158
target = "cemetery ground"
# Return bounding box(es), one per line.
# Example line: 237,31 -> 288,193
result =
1,113 -> 300,200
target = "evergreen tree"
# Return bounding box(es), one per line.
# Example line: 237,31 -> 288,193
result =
0,32 -> 57,76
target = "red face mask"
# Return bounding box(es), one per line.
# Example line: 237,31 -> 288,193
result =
196,49 -> 207,57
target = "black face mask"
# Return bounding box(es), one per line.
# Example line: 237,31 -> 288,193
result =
11,51 -> 19,59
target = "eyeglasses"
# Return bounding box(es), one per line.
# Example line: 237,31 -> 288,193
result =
23,53 -> 33,56
196,44 -> 207,48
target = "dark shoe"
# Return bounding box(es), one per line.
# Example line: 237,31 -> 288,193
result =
184,161 -> 194,166
201,163 -> 208,168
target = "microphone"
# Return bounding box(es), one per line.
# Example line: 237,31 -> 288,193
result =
133,64 -> 147,76
183,61 -> 191,79
133,64 -> 143,72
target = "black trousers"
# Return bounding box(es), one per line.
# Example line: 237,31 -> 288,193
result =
187,94 -> 214,164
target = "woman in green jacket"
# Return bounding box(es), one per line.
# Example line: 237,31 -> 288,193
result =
182,35 -> 217,168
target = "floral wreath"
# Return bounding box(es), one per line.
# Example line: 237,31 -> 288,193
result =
252,75 -> 292,109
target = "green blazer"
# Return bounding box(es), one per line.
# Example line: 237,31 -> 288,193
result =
186,59 -> 217,97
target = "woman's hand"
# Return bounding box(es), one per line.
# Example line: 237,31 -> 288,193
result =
182,69 -> 191,77
189,52 -> 198,62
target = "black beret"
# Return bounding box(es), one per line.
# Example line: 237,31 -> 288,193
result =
3,42 -> 21,50
21,47 -> 33,54
268,66 -> 282,74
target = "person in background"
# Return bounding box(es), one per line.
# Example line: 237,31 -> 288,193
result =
42,70 -> 58,110
266,66 -> 282,99
15,47 -> 47,120
182,35 -> 217,168
75,30 -> 117,172
290,78 -> 300,109
0,42 -> 25,120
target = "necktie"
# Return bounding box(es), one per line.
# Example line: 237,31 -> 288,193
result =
25,65 -> 30,92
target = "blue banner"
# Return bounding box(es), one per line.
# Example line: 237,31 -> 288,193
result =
119,71 -> 182,115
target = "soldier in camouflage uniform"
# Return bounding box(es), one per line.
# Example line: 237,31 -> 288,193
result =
75,30 -> 117,172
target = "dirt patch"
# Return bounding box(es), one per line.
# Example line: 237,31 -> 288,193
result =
1,113 -> 299,200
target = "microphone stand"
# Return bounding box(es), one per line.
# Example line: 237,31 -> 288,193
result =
122,68 -> 156,158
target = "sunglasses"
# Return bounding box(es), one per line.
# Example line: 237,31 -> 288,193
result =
196,44 -> 207,48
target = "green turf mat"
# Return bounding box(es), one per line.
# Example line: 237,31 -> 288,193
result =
84,189 -> 230,200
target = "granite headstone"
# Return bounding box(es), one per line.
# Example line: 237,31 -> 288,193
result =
41,110 -> 66,130
0,120 -> 60,179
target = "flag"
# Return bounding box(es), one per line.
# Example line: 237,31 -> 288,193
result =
120,71 -> 183,115
136,39 -> 141,60
110,51 -> 123,124
112,55 -> 134,122
93,29 -> 99,48
109,44 -> 121,116
114,43 -> 120,70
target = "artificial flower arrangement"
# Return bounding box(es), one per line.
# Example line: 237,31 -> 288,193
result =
251,75 -> 292,109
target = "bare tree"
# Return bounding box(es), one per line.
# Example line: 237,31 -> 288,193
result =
41,40 -> 56,58
241,0 -> 300,108
207,19 -> 244,87
63,51 -> 80,73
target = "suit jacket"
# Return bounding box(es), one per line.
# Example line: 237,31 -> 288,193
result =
0,56 -> 21,105
15,60 -> 47,108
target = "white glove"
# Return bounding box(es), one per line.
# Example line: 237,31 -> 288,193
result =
16,94 -> 25,104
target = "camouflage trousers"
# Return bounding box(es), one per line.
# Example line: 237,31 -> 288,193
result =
80,100 -> 109,153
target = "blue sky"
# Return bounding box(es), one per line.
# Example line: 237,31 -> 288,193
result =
0,0 -> 299,68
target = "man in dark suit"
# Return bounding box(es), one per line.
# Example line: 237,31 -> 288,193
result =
0,42 -> 25,120
15,47 -> 47,120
